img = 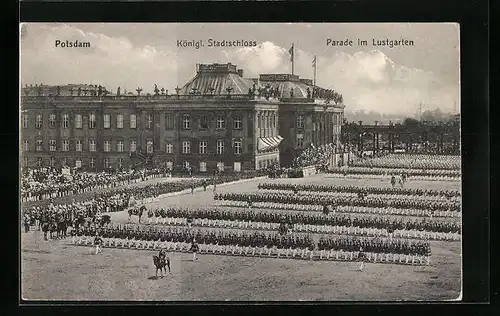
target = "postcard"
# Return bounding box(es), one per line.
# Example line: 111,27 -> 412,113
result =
20,22 -> 461,301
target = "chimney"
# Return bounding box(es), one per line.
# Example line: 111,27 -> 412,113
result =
237,69 -> 244,77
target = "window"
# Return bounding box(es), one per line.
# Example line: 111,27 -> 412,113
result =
104,140 -> 111,152
216,140 -> 224,154
233,115 -> 242,129
199,141 -> 207,154
49,157 -> 55,167
75,160 -> 82,168
182,114 -> 190,129
147,113 -> 153,129
146,141 -> 153,154
234,162 -> 241,172
62,140 -> 69,152
90,157 -> 95,169
216,115 -> 225,129
297,115 -> 304,129
62,157 -> 67,167
165,114 -> 174,130
104,158 -> 109,169
76,140 -> 82,152
117,114 -> 123,129
233,139 -> 242,155
117,140 -> 124,152
217,162 -> 224,172
199,162 -> 207,172
271,113 -> 276,128
22,115 -> 28,128
89,113 -> 96,129
118,158 -> 123,168
49,114 -> 56,128
199,115 -> 208,129
22,140 -> 29,152
36,115 -> 43,129
36,139 -> 43,151
166,143 -> 173,154
184,161 -> 190,169
62,114 -> 69,129
75,114 -> 82,129
104,114 -> 111,129
130,140 -> 136,152
297,133 -> 304,149
166,161 -> 173,170
49,140 -> 57,152
23,157 -> 28,167
37,157 -> 43,167
89,139 -> 96,152
130,114 -> 137,129
182,141 -> 191,154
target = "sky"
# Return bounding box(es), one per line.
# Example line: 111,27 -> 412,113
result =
20,23 -> 460,116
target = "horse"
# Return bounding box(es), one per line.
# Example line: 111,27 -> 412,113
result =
56,216 -> 68,238
128,206 -> 146,223
152,255 -> 171,278
390,176 -> 396,187
147,209 -> 154,224
396,175 -> 404,188
73,215 -> 86,230
278,223 -> 288,235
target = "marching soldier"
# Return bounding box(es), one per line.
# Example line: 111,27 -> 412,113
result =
94,232 -> 103,255
190,238 -> 199,261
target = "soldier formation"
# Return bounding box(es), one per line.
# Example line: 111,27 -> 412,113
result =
215,192 -> 461,212
350,154 -> 460,170
21,167 -> 165,202
258,183 -> 461,199
326,167 -> 460,179
141,207 -> 460,234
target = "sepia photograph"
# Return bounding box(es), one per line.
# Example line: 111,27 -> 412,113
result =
20,23 -> 461,301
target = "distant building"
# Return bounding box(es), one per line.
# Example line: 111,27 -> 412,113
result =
20,63 -> 344,172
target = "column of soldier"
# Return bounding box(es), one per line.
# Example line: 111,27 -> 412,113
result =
132,206 -> 460,241
214,192 -> 461,212
73,223 -> 431,265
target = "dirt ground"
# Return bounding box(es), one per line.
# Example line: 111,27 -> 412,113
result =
21,175 -> 462,301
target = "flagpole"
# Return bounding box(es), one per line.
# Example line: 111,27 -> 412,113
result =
291,44 -> 295,75
313,55 -> 317,86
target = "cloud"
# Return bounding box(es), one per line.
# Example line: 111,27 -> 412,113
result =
225,42 -> 458,115
21,24 -> 182,93
21,25 -> 459,115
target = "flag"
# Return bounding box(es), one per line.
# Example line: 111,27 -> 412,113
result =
289,44 -> 294,62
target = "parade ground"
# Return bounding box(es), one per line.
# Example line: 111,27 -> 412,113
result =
21,175 -> 461,301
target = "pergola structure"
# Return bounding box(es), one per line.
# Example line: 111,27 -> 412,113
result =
341,119 -> 460,155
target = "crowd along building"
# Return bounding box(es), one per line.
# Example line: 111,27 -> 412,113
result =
20,63 -> 345,173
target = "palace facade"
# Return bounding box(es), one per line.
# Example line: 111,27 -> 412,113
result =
20,63 -> 344,172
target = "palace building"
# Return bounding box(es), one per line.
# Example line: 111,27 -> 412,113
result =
20,63 -> 344,172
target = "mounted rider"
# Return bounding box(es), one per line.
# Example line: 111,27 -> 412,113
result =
158,248 -> 167,265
